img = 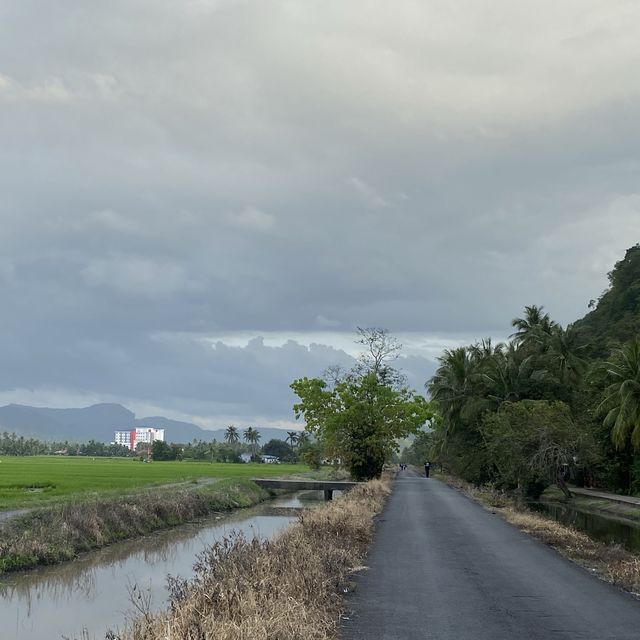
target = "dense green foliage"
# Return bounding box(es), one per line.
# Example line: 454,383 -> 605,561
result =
151,440 -> 184,461
262,438 -> 295,461
426,245 -> 640,496
401,431 -> 434,466
292,329 -> 433,480
574,245 -> 640,358
481,401 -> 594,498
0,432 -> 134,457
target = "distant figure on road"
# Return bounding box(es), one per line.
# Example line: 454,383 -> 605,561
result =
424,461 -> 430,478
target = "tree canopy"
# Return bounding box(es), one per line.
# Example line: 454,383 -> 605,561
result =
424,247 -> 640,496
291,328 -> 433,480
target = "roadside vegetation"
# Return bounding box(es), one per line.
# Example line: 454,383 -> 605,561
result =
0,478 -> 269,574
109,479 -> 390,640
444,475 -> 640,596
0,457 -> 306,510
292,328 -> 434,481
419,245 -> 640,498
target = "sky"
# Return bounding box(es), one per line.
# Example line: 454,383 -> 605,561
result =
1,0 -> 639,430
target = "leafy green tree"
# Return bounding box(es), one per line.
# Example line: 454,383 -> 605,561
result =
401,431 -> 434,466
428,304 -> 592,484
152,440 -> 180,461
481,401 -> 594,498
262,438 -> 293,461
292,373 -> 432,480
299,440 -> 323,470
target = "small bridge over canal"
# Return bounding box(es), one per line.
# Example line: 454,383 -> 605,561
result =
253,479 -> 360,500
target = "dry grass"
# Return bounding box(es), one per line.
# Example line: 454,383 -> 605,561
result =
442,475 -> 640,595
0,479 -> 267,573
109,480 -> 391,640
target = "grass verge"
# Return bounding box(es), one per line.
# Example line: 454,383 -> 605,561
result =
442,475 -> 640,596
109,479 -> 391,640
0,478 -> 268,574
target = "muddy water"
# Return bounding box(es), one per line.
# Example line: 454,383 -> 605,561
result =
530,500 -> 640,553
0,491 -> 324,640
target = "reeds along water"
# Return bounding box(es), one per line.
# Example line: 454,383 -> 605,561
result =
0,492 -> 324,640
115,480 -> 391,640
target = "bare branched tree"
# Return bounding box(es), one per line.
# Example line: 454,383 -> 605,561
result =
354,327 -> 405,387
323,364 -> 347,386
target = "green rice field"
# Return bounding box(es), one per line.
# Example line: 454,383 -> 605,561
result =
0,456 -> 308,510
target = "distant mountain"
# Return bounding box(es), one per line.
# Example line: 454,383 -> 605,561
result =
573,244 -> 640,358
0,403 -> 134,441
0,402 -> 298,444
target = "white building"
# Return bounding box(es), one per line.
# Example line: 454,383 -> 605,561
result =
114,427 -> 165,451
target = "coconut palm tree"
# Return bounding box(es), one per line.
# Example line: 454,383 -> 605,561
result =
510,305 -> 558,348
296,431 -> 310,447
427,347 -> 483,430
600,337 -> 640,450
545,325 -> 589,387
286,431 -> 299,448
481,342 -> 539,406
243,427 -> 261,454
224,425 -> 240,447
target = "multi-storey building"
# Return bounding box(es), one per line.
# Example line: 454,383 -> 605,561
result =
114,427 -> 165,451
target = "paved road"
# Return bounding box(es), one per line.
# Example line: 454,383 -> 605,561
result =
341,472 -> 640,640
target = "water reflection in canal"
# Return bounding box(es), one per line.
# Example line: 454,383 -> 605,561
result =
0,491 -> 324,640
530,500 -> 640,553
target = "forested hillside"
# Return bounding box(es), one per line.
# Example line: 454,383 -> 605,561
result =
419,244 -> 640,496
574,245 -> 640,358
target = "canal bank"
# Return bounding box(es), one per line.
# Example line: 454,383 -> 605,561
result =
0,491 -> 325,640
0,478 -> 273,573
112,479 -> 390,640
532,487 -> 640,554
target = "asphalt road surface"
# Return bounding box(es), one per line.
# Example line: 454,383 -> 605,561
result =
341,471 -> 640,640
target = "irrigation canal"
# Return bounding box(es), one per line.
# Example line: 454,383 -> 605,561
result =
0,491 -> 328,640
530,500 -> 640,553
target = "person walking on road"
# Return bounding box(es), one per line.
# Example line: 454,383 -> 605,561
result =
424,461 -> 430,478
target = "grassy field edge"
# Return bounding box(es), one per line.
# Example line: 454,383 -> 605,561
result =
0,478 -> 270,574
111,479 -> 392,640
0,456 -> 307,510
441,475 -> 640,597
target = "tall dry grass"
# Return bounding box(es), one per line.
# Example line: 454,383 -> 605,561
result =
0,479 -> 267,573
109,480 -> 390,640
443,475 -> 640,595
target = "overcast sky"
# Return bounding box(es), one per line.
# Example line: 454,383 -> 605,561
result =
1,1 -> 639,429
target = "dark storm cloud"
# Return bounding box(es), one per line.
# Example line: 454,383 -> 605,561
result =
1,0 -> 639,424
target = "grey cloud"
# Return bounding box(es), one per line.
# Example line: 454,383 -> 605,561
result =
0,1 -> 639,424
